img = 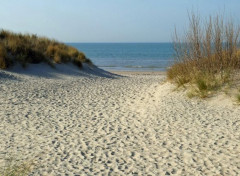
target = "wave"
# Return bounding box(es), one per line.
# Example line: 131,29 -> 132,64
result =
99,65 -> 118,67
125,65 -> 165,68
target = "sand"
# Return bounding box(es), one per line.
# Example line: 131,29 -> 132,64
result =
0,65 -> 240,175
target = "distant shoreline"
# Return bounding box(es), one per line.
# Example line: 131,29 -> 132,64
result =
109,70 -> 166,76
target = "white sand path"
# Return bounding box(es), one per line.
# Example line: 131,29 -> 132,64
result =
0,66 -> 240,175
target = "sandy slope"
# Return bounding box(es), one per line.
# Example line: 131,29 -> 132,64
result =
0,66 -> 240,175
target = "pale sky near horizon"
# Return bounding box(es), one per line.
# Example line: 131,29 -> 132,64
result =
0,0 -> 239,42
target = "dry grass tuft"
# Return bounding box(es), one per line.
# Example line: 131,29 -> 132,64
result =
0,29 -> 91,69
237,94 -> 240,102
0,158 -> 35,176
0,43 -> 8,69
236,89 -> 240,103
168,12 -> 240,98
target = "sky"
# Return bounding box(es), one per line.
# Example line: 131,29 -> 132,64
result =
0,0 -> 239,42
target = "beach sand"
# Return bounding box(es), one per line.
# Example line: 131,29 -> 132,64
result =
0,65 -> 240,175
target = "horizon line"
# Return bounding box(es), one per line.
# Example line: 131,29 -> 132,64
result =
65,42 -> 173,44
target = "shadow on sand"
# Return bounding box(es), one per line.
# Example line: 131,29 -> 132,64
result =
0,63 -> 123,80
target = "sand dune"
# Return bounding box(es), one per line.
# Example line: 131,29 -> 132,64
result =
0,66 -> 240,175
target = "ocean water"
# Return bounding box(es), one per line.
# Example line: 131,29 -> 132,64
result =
68,43 -> 174,71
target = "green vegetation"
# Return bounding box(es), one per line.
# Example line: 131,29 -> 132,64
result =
167,13 -> 240,98
0,29 -> 92,69
236,89 -> 240,103
237,94 -> 240,103
0,158 -> 34,176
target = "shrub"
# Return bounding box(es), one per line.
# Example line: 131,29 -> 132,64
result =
168,12 -> 240,98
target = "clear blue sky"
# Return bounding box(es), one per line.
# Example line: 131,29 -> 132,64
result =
0,0 -> 239,42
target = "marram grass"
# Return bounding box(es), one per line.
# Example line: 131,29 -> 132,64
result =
167,13 -> 240,99
0,30 -> 92,69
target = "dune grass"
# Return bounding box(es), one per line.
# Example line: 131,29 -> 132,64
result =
0,158 -> 34,176
237,94 -> 240,102
167,13 -> 240,98
0,30 -> 92,69
236,89 -> 240,103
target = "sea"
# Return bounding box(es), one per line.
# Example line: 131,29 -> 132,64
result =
67,43 -> 175,71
